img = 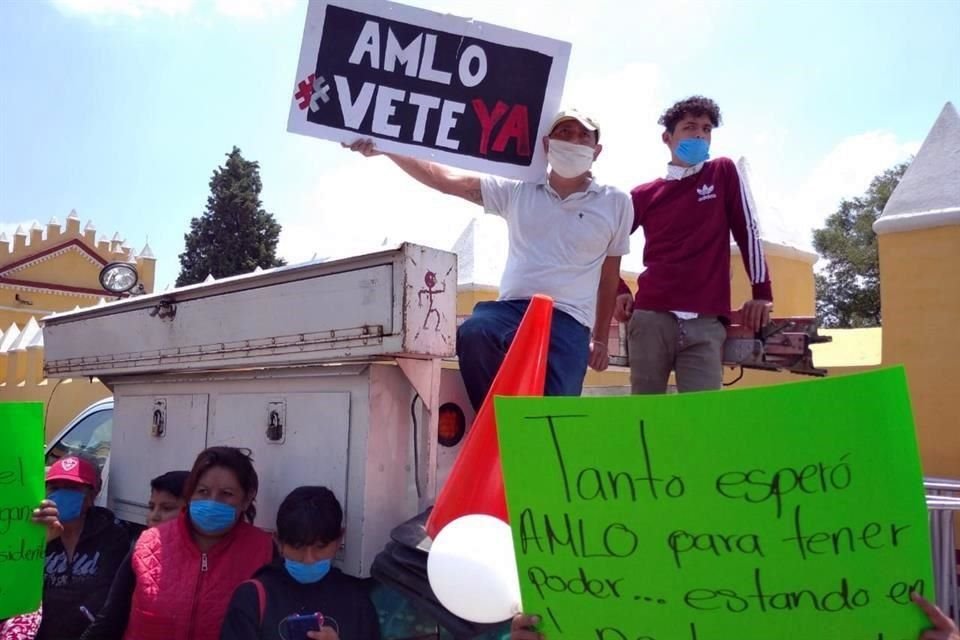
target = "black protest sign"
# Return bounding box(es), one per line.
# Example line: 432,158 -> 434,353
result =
288,0 -> 571,180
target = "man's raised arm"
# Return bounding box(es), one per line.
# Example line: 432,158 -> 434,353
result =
344,139 -> 483,206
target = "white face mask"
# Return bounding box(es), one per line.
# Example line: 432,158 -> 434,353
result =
547,139 -> 596,178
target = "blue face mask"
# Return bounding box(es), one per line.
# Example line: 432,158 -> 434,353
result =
189,500 -> 238,534
48,488 -> 87,523
675,137 -> 710,165
284,558 -> 332,584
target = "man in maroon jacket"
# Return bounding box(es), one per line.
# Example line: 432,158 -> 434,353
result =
614,96 -> 773,394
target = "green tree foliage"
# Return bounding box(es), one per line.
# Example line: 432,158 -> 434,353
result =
177,147 -> 285,286
813,161 -> 909,328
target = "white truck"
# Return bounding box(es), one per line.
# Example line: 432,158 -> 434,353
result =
42,243 -> 474,582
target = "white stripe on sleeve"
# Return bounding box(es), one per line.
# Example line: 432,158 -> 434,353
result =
736,163 -> 767,284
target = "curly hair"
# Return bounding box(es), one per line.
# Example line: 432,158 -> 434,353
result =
658,96 -> 722,133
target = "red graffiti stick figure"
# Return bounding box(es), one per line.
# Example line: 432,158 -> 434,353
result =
418,271 -> 446,330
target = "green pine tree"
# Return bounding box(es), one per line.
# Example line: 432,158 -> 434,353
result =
176,147 -> 285,286
813,161 -> 909,328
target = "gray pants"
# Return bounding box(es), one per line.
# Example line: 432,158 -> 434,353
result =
627,310 -> 726,394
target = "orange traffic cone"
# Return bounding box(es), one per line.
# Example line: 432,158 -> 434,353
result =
426,295 -> 553,538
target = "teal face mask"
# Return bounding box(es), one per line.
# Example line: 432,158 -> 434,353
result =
189,499 -> 238,534
675,137 -> 710,165
284,558 -> 332,584
48,488 -> 87,523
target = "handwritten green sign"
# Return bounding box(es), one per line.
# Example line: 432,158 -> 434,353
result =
0,402 -> 45,619
496,368 -> 932,639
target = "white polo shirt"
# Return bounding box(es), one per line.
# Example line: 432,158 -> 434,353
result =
480,174 -> 633,329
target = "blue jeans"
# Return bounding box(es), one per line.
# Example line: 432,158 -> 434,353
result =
456,300 -> 591,410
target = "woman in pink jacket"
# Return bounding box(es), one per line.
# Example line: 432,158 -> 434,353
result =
81,446 -> 275,640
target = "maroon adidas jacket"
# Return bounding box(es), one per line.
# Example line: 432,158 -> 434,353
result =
619,157 -> 773,318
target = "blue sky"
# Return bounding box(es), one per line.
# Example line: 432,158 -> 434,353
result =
1,0 -> 958,289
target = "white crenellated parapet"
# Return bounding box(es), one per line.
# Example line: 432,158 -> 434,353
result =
5,317 -> 40,384
0,323 -> 22,385
0,211 -> 157,267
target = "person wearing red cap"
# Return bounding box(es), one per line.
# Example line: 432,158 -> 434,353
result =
32,456 -> 131,640
346,108 -> 632,411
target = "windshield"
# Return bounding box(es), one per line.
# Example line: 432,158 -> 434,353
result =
45,407 -> 113,472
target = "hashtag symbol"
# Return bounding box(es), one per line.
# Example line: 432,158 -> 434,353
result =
295,74 -> 332,112
295,74 -> 315,110
310,76 -> 330,112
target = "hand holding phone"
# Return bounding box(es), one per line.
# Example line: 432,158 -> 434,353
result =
281,613 -> 323,640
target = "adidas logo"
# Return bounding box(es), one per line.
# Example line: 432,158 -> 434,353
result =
697,183 -> 717,202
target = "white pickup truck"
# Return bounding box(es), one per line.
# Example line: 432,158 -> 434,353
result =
41,243 -> 506,637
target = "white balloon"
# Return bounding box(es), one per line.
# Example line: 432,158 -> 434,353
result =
427,514 -> 522,623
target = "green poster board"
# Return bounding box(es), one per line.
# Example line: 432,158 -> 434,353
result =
0,402 -> 45,619
497,368 -> 932,639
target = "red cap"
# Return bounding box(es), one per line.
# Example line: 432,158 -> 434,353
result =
46,456 -> 98,488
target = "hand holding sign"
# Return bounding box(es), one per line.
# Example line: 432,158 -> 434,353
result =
342,139 -> 382,157
913,593 -> 960,640
32,499 -> 63,542
509,613 -> 544,640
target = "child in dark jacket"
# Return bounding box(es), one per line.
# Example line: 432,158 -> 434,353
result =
220,486 -> 380,640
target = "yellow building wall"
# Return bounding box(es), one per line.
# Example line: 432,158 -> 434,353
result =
16,251 -> 103,289
878,224 -> 960,476
456,287 -> 498,317
0,301 -> 43,329
0,288 -> 101,328
731,250 -> 816,317
0,377 -> 111,442
137,256 -> 156,295
0,216 -> 155,442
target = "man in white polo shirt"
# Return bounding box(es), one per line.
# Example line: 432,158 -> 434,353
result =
346,109 -> 633,410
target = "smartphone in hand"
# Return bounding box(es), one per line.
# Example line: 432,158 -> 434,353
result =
283,613 -> 324,640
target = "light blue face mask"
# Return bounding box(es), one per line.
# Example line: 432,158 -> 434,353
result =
675,137 -> 710,165
189,499 -> 238,534
284,557 -> 332,584
48,488 -> 87,523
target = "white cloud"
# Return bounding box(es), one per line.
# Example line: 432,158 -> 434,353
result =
561,62 -> 666,273
52,0 -> 295,19
784,131 -> 920,244
564,62 -> 665,191
0,220 -> 39,243
404,0 -> 720,59
53,0 -> 193,18
213,0 -> 297,20
277,153 -> 479,266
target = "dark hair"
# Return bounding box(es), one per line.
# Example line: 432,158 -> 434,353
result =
182,447 -> 259,523
276,486 -> 343,548
658,96 -> 722,133
150,470 -> 190,499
